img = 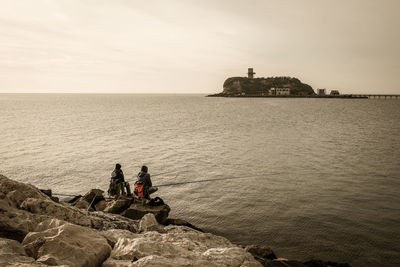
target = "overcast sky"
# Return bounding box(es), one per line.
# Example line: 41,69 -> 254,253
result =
0,0 -> 399,94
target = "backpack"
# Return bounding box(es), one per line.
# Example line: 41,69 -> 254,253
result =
149,197 -> 164,206
134,181 -> 146,198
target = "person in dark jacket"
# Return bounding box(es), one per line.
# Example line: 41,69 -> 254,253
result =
111,163 -> 125,196
136,165 -> 158,198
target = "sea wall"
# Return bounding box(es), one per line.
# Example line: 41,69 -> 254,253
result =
0,174 -> 349,266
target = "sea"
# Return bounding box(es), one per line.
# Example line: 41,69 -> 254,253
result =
1,94 -> 399,266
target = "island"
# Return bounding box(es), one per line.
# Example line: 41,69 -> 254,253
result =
208,68 -> 367,98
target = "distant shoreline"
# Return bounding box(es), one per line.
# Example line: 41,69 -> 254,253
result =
206,93 -> 368,99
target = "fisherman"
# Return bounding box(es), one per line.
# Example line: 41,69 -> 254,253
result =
135,165 -> 158,200
110,163 -> 125,197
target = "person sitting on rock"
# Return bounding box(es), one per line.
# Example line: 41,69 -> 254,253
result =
111,163 -> 125,196
135,165 -> 158,200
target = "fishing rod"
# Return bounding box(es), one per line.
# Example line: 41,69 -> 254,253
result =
155,174 -> 266,187
151,171 -> 178,177
52,173 -> 277,196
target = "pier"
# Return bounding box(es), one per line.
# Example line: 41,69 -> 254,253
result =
345,94 -> 400,99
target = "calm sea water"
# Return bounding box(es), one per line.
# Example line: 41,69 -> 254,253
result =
1,94 -> 399,266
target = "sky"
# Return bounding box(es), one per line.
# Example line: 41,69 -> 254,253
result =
0,0 -> 399,94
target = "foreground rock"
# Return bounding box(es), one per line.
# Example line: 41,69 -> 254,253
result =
0,195 -> 50,242
22,219 -> 111,267
0,175 -> 49,207
0,237 -> 47,266
103,214 -> 261,267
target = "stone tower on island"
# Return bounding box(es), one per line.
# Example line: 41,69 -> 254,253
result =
247,68 -> 255,78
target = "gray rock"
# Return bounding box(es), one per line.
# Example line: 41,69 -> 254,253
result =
82,189 -> 105,205
103,197 -> 133,214
95,199 -> 108,211
20,197 -> 138,232
122,202 -> 171,224
0,237 -> 47,266
100,229 -> 140,247
74,198 -> 91,210
0,175 -> 48,207
22,219 -> 112,267
138,213 -> 165,233
0,197 -> 50,242
103,226 -> 262,267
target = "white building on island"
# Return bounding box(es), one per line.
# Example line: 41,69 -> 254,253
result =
269,87 -> 290,96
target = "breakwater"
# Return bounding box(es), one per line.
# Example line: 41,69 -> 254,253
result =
0,175 -> 351,266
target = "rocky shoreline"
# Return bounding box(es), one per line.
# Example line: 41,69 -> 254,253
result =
0,175 -> 349,266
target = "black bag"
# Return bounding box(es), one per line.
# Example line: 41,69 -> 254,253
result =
148,197 -> 164,206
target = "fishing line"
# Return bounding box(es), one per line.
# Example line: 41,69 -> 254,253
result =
52,173 -> 281,196
155,173 -> 273,187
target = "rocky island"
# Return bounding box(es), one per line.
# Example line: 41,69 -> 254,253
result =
0,175 -> 349,266
208,68 -> 366,98
218,76 -> 315,97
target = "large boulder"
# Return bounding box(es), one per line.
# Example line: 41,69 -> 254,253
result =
103,225 -> 261,267
21,197 -> 93,227
0,237 -> 47,266
138,213 -> 165,233
95,200 -> 108,211
22,219 -> 112,267
0,197 -> 50,242
90,211 -> 138,233
72,189 -> 105,211
103,197 -> 133,214
121,202 -> 171,224
81,189 -> 105,204
0,175 -> 48,207
73,198 -> 91,210
100,229 -> 140,248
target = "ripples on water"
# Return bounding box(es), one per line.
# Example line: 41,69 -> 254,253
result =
1,94 -> 399,266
